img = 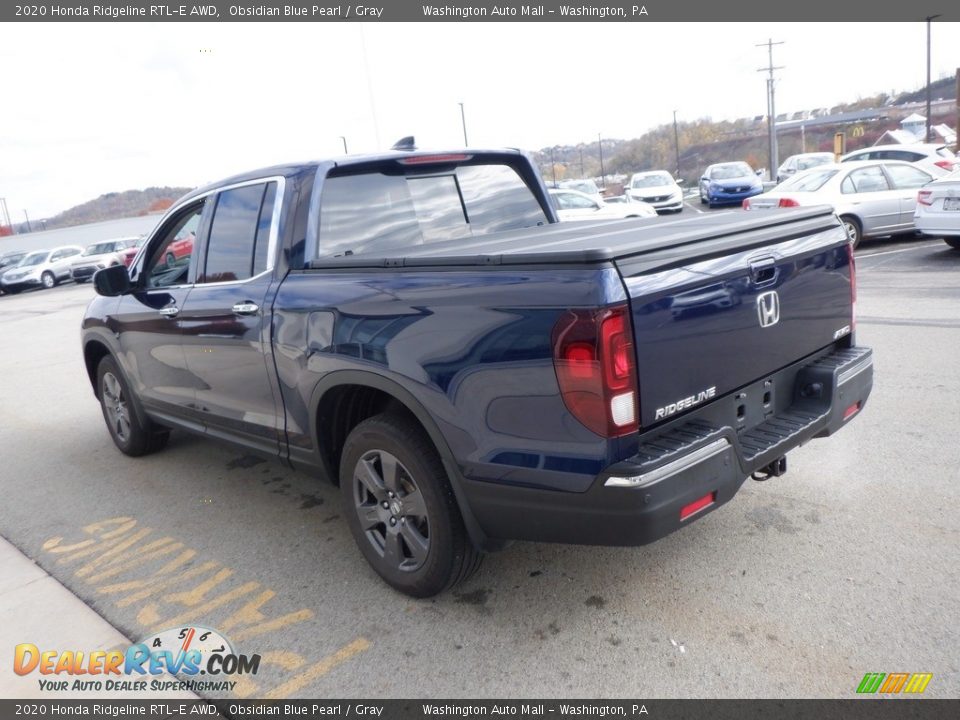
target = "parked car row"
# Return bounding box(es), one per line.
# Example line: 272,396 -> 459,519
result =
549,188 -> 657,221
0,236 -> 144,295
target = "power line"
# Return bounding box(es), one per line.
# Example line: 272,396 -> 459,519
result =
757,39 -> 784,179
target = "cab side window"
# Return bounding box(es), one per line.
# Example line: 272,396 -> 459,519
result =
200,182 -> 277,284
144,204 -> 204,289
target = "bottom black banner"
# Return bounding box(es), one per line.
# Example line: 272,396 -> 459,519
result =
1,700 -> 957,720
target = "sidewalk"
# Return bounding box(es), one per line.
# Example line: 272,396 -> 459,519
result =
0,535 -> 198,700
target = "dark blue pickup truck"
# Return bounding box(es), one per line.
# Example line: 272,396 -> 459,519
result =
81,148 -> 873,597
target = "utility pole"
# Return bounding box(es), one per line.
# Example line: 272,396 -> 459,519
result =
549,148 -> 557,186
757,38 -> 784,181
458,102 -> 468,146
925,16 -> 941,142
579,148 -> 585,178
672,110 -> 681,178
23,210 -> 33,234
597,133 -> 605,188
0,197 -> 13,233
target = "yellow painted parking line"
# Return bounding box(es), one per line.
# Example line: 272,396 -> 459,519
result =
263,638 -> 372,699
39,516 -> 380,698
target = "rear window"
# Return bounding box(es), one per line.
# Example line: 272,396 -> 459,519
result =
778,169 -> 838,192
317,164 -> 548,258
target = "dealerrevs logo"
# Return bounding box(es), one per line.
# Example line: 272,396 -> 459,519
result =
14,626 -> 260,694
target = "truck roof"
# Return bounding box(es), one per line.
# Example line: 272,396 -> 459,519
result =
177,148 -> 529,206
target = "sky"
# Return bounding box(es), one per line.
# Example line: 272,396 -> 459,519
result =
1,21 -> 958,218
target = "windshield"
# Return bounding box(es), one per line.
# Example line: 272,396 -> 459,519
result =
710,163 -> 752,179
83,242 -> 116,256
778,169 -> 838,192
21,252 -> 47,267
797,155 -> 833,171
632,173 -> 673,188
564,181 -> 598,195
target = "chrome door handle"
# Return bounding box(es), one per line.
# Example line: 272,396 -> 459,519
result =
232,302 -> 260,316
158,306 -> 179,318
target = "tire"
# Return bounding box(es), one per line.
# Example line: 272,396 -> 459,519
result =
945,238 -> 960,251
840,215 -> 862,249
41,272 -> 56,289
699,191 -> 707,205
165,252 -> 177,268
340,413 -> 482,598
96,356 -> 170,457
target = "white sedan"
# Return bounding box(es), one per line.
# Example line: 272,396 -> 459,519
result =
625,170 -> 684,213
550,188 -> 656,222
914,170 -> 960,251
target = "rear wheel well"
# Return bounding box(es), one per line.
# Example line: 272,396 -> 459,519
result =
317,385 -> 423,485
84,341 -> 112,397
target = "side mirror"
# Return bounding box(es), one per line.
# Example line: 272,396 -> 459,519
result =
675,178 -> 685,185
93,264 -> 131,297
755,169 -> 763,176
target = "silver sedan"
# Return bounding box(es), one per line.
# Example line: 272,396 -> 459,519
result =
914,170 -> 960,251
743,160 -> 933,247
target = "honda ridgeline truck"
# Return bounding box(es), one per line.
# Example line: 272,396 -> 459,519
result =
82,148 -> 873,597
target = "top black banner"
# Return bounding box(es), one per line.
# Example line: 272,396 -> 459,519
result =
3,0 -> 957,22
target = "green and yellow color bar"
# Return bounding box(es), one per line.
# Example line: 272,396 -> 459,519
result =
857,672 -> 933,694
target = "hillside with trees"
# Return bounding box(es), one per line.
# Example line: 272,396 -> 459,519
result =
42,187 -> 192,230
534,79 -> 957,190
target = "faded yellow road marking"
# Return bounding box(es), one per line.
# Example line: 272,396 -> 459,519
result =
263,639 -> 371,699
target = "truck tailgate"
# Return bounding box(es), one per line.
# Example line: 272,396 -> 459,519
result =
616,212 -> 853,428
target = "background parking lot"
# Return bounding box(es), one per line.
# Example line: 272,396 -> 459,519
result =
0,236 -> 958,698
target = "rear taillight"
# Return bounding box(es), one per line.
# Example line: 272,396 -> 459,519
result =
917,190 -> 933,206
778,198 -> 800,208
847,241 -> 857,332
934,160 -> 953,171
552,305 -> 639,437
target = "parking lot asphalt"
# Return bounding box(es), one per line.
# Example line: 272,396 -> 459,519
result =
0,234 -> 958,699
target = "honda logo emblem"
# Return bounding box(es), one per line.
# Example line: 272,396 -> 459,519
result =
756,291 -> 780,328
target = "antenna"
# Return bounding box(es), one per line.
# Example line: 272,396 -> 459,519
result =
391,136 -> 417,151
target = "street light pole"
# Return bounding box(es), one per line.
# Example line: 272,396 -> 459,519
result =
597,133 -> 605,188
458,102 -> 469,146
672,110 -> 681,178
925,15 -> 941,142
757,38 -> 784,181
339,136 -> 348,154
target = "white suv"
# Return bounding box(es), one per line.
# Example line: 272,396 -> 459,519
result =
0,245 -> 83,293
841,143 -> 958,177
70,237 -> 139,283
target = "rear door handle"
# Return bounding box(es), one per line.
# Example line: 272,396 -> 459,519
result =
232,302 -> 260,316
158,306 -> 179,318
